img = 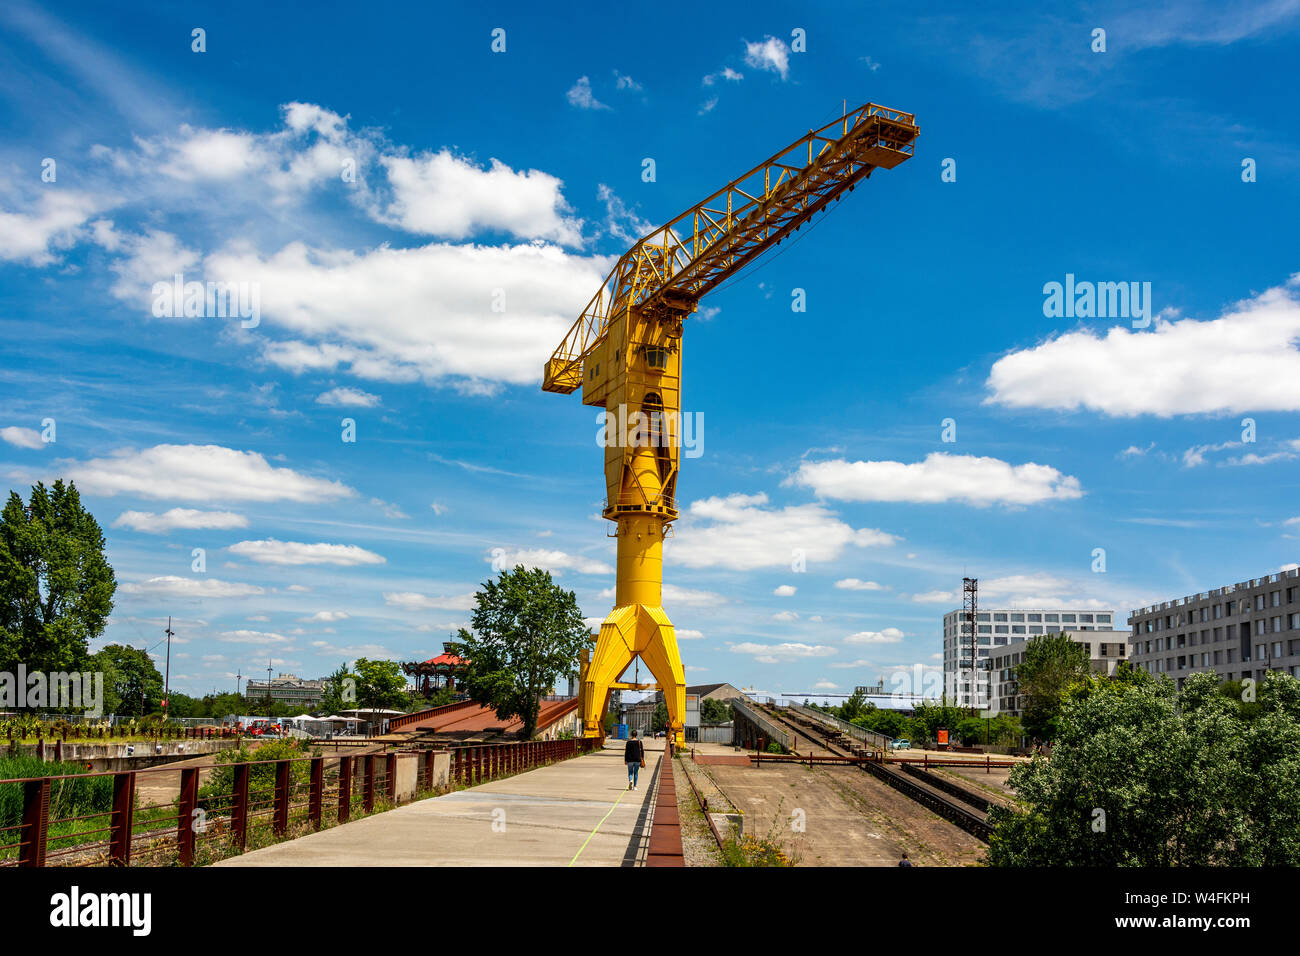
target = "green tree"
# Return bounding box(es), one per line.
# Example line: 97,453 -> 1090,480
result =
652,700 -> 668,732
319,662 -> 356,714
352,658 -> 407,716
838,689 -> 868,722
91,644 -> 163,716
0,481 -> 116,678
700,697 -> 731,723
987,671 -> 1300,866
447,566 -> 590,739
1015,633 -> 1092,741
853,707 -> 908,739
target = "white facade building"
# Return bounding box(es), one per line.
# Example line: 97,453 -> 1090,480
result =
942,607 -> 1117,708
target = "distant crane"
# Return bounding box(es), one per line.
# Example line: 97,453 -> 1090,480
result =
543,102 -> 919,744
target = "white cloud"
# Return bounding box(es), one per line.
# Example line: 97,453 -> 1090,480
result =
986,278 -> 1300,416
773,585 -> 797,597
300,611 -> 350,622
122,576 -> 265,598
844,627 -> 905,645
379,150 -> 582,245
218,629 -> 291,644
666,492 -> 896,571
113,508 -> 249,534
316,386 -> 381,407
596,184 -> 652,244
613,71 -> 642,91
0,190 -> 108,265
383,590 -> 476,611
791,453 -> 1083,507
743,37 -> 791,79
829,659 -> 874,669
566,76 -> 610,111
676,629 -> 705,640
205,239 -> 611,393
835,578 -> 886,591
703,67 -> 744,85
598,584 -> 728,607
730,641 -> 836,664
228,539 -> 385,567
99,228 -> 200,307
812,680 -> 840,690
772,610 -> 799,622
1,427 -> 45,450
488,547 -> 613,576
65,443 -> 354,503
909,590 -> 956,604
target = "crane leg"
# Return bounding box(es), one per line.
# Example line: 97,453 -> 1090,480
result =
582,604 -> 686,745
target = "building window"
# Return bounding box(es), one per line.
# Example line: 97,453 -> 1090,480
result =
1062,614 -> 1077,623
1045,614 -> 1059,622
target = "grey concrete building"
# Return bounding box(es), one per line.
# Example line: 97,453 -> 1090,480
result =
989,629 -> 1131,716
942,606 -> 1117,708
1128,566 -> 1300,687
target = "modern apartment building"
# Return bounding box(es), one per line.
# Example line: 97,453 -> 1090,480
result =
989,630 -> 1130,716
1127,566 -> 1300,687
942,606 -> 1117,707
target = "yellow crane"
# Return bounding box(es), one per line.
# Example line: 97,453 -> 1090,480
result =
544,101 -> 919,745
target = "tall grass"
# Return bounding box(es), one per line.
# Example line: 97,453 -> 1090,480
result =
0,755 -> 114,832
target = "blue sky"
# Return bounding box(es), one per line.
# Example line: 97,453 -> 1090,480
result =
2,0 -> 1298,700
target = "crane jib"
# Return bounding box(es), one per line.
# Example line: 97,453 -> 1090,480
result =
542,101 -> 917,393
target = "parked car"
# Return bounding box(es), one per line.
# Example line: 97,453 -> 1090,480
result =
890,738 -> 911,750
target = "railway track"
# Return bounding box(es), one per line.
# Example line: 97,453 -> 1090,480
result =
757,703 -> 997,843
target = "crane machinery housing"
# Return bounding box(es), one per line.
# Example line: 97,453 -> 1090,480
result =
543,101 -> 919,745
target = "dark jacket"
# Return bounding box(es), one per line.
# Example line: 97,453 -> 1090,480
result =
624,739 -> 644,763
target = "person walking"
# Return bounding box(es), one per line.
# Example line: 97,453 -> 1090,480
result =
898,851 -> 913,867
624,730 -> 646,790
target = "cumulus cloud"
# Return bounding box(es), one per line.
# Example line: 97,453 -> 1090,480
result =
743,36 -> 791,78
791,453 -> 1083,507
773,585 -> 797,597
487,547 -> 613,576
228,539 -> 385,566
835,578 -> 886,591
300,611 -> 350,622
0,190 -> 109,265
378,150 -> 582,245
1,427 -> 45,450
218,629 -> 291,644
566,76 -> 610,111
598,584 -> 728,607
665,492 -> 897,571
122,576 -> 265,598
316,386 -> 380,407
383,590 -> 476,611
113,508 -> 249,534
64,444 -> 354,503
986,277 -> 1300,416
730,641 -> 836,664
204,239 -> 611,393
844,627 -> 905,645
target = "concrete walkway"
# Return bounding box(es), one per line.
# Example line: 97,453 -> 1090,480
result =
216,740 -> 663,867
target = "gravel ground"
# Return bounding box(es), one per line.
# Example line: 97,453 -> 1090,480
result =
673,758 -> 723,866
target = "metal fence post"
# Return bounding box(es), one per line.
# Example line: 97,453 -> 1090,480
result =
338,755 -> 352,823
273,760 -> 290,835
385,753 -> 397,804
109,772 -> 135,866
19,779 -> 50,868
309,757 -> 323,830
363,754 -> 375,813
178,767 -> 198,865
231,763 -> 250,851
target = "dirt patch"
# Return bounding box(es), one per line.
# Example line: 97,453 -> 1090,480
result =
704,761 -> 986,867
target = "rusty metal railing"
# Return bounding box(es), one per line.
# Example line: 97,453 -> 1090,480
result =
1,736 -> 598,867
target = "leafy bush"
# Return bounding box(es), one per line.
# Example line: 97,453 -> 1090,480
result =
198,738 -> 318,813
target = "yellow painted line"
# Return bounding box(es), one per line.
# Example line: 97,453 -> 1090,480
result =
568,788 -> 628,866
